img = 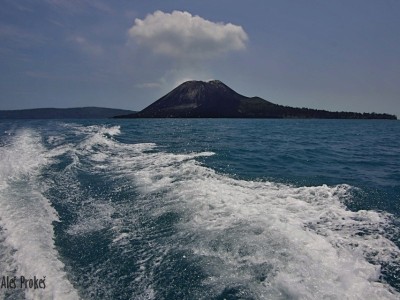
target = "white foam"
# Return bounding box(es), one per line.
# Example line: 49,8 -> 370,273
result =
67,200 -> 116,236
43,123 -> 400,299
102,139 -> 400,299
0,130 -> 80,300
47,135 -> 66,146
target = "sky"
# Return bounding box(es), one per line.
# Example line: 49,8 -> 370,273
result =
1,0 -> 399,117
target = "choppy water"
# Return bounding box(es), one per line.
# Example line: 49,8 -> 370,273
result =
0,119 -> 399,299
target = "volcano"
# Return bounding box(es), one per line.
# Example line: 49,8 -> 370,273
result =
116,80 -> 397,119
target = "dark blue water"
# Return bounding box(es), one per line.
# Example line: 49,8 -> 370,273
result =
0,119 -> 399,299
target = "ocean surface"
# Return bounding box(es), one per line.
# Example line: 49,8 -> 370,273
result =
0,119 -> 399,300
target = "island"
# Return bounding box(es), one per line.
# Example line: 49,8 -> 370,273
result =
115,80 -> 397,119
0,107 -> 136,119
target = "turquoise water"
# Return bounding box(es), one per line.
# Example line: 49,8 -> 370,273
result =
0,119 -> 399,299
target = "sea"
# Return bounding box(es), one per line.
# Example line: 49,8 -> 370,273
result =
0,119 -> 399,300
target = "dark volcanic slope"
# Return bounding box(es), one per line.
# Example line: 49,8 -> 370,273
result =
140,80 -> 267,118
116,80 -> 397,119
0,107 -> 136,119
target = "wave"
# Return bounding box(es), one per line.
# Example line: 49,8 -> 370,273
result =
0,129 -> 79,300
3,123 -> 398,299
56,124 -> 400,299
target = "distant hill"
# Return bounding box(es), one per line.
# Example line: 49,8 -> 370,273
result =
115,80 -> 397,119
0,107 -> 137,119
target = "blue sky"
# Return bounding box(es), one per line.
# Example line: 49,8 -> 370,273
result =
1,0 -> 399,117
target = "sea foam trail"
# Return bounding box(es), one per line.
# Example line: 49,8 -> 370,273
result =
0,130 -> 79,300
96,133 -> 399,299
56,124 -> 400,299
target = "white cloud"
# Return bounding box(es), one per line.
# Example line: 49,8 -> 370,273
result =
46,0 -> 113,14
68,35 -> 103,56
135,82 -> 162,89
24,71 -> 52,79
128,10 -> 248,59
0,25 -> 46,48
